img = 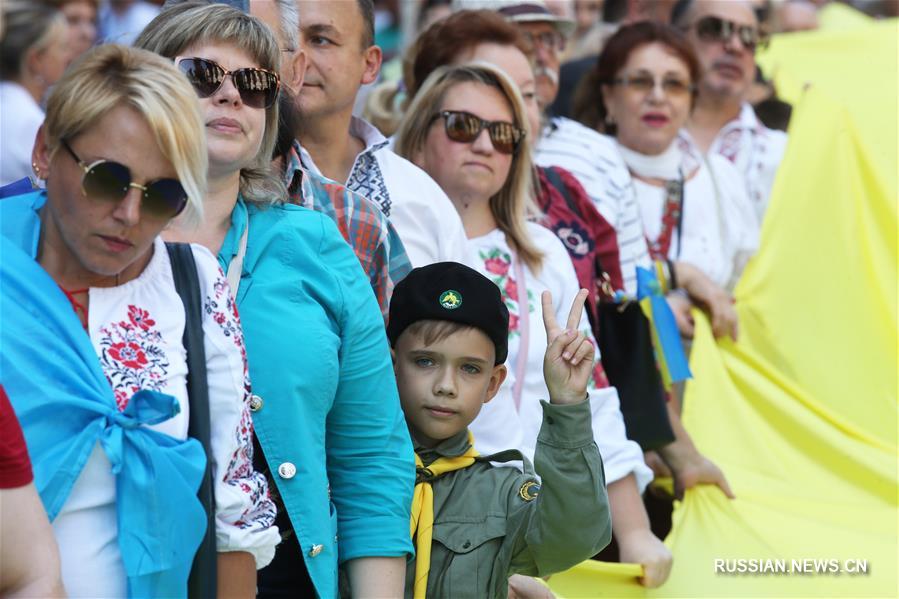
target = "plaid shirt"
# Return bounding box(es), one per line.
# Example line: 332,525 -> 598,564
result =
285,142 -> 411,320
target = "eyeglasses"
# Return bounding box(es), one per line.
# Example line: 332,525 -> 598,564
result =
610,74 -> 695,98
522,30 -> 566,54
435,110 -> 525,155
690,16 -> 768,51
61,140 -> 188,219
176,57 -> 281,109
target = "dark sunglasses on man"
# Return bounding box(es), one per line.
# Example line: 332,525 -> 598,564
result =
689,15 -> 769,52
434,110 -> 526,155
61,139 -> 189,219
176,56 -> 281,109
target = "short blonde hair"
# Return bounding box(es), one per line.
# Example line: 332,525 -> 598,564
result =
43,44 -> 207,227
135,2 -> 284,204
394,63 -> 544,272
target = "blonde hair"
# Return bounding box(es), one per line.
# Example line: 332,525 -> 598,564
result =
394,63 -> 544,272
134,2 -> 284,204
43,44 -> 207,227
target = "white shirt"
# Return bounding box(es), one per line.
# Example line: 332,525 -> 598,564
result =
622,139 -> 759,291
467,223 -> 652,491
687,103 -> 788,224
0,82 -> 43,186
535,117 -> 651,295
97,0 -> 160,45
300,117 -> 472,268
52,238 -> 279,597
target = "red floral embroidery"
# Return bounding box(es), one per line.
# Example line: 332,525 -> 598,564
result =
505,277 -> 518,299
99,306 -> 169,411
127,305 -> 156,331
508,313 -> 520,332
107,342 -> 149,370
485,257 -> 509,276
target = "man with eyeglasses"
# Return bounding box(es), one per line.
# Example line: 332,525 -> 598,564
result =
672,0 -> 788,223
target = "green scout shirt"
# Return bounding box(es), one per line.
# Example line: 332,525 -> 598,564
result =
406,399 -> 612,598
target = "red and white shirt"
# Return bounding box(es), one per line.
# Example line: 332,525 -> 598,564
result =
52,238 -> 278,597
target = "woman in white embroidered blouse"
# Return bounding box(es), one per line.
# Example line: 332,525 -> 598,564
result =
15,45 -> 278,596
395,63 -> 675,588
575,21 -> 758,338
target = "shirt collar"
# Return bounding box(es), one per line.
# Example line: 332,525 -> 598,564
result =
350,116 -> 391,155
217,196 -> 248,274
415,428 -> 474,465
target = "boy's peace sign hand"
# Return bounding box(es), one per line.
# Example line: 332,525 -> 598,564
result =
541,289 -> 594,405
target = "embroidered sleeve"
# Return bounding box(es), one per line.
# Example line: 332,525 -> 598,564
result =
193,245 -> 279,568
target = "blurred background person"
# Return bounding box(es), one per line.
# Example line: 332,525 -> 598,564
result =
574,21 -> 756,325
98,0 -> 159,45
774,0 -> 820,32
672,0 -> 787,224
48,0 -> 99,59
0,386 -> 65,598
0,1 -> 70,186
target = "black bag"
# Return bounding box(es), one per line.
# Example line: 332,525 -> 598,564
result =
166,242 -> 218,598
542,168 -> 675,451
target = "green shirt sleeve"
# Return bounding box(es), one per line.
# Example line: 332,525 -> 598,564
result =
503,399 -> 613,577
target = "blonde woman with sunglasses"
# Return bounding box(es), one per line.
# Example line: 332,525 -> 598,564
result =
135,4 -> 414,597
0,43 -> 279,597
395,63 -> 673,587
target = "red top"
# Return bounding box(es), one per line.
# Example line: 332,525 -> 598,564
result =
0,386 -> 33,489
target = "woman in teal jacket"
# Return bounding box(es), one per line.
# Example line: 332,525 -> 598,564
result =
135,5 -> 414,597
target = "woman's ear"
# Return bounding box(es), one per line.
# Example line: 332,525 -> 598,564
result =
31,125 -> 52,181
483,364 -> 508,404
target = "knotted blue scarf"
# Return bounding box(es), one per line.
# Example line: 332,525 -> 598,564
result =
0,230 -> 206,597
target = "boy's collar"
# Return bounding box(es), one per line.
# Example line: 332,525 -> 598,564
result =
414,428 -> 473,465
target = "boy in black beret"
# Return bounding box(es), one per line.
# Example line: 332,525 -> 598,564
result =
387,262 -> 612,599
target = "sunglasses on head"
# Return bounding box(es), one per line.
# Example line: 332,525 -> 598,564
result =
176,57 -> 280,109
435,110 -> 525,155
692,15 -> 768,51
61,140 -> 188,219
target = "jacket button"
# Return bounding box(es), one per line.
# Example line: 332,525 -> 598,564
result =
249,394 -> 263,412
309,544 -> 324,557
277,462 -> 296,479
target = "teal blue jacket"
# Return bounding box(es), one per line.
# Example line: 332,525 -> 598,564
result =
218,200 -> 414,598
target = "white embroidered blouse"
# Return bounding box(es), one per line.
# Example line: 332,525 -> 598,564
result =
51,238 -> 279,597
467,223 -> 653,492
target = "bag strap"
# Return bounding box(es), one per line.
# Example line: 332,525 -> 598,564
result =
165,242 -> 218,599
543,166 -> 582,218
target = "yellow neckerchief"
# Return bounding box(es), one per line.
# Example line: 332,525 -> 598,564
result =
409,431 -> 479,598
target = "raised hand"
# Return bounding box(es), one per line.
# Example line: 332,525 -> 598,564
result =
541,289 -> 594,405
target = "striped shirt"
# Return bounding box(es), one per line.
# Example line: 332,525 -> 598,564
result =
285,142 -> 411,320
534,117 -> 650,295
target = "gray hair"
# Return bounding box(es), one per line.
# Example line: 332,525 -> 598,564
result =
0,1 -> 67,80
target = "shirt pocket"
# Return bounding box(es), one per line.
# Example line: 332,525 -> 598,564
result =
430,517 -> 507,598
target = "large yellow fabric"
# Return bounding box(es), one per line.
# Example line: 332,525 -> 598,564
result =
549,23 -> 898,598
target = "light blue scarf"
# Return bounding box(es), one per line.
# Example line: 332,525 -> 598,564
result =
0,192 -> 207,598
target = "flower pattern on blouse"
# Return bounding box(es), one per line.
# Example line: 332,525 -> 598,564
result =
98,305 -> 169,411
551,220 -> 594,258
203,272 -> 275,530
480,248 -> 534,337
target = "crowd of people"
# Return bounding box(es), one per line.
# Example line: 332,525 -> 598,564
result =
0,0 -> 880,597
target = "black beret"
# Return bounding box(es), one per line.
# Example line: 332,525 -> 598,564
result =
387,262 -> 509,364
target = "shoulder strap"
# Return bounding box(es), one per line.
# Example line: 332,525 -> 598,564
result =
475,448 -> 537,478
165,242 -> 218,599
543,166 -> 583,218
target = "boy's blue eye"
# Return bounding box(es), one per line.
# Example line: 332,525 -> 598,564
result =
461,364 -> 481,375
414,357 -> 434,368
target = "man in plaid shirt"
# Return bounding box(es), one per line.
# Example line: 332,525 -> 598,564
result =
283,141 -> 411,320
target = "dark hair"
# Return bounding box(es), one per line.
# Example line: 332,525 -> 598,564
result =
0,1 -> 65,80
406,9 -> 530,98
357,0 -> 375,48
572,20 -> 701,133
273,85 -> 302,161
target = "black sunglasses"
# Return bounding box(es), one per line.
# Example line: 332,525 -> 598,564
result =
61,140 -> 188,219
435,110 -> 525,155
176,56 -> 281,109
692,15 -> 768,51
